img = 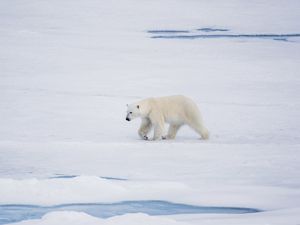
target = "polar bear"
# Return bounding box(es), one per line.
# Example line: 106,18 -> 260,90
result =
126,95 -> 209,141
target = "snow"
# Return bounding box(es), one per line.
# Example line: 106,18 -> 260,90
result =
0,176 -> 189,206
0,0 -> 300,224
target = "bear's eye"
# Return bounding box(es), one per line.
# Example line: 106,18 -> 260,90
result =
129,112 -> 132,114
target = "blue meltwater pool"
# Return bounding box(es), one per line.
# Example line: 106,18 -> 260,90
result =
0,200 -> 261,224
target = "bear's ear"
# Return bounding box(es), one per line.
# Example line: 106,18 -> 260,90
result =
137,105 -> 140,109
126,104 -> 128,107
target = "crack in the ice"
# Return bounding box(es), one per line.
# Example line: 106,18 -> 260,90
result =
151,33 -> 300,40
147,27 -> 300,41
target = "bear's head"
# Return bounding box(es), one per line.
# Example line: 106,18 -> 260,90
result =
126,104 -> 141,121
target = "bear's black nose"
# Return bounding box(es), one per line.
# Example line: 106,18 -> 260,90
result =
126,118 -> 130,121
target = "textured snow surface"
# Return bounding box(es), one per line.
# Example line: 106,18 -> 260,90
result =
0,0 -> 300,224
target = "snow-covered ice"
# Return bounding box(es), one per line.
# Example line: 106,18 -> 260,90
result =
0,0 -> 300,224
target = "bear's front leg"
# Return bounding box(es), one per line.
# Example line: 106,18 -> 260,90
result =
151,123 -> 165,141
138,118 -> 152,140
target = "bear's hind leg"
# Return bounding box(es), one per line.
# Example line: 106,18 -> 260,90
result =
167,124 -> 181,139
187,120 -> 209,140
138,118 -> 152,140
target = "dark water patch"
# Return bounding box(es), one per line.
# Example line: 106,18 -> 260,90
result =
0,201 -> 261,224
100,176 -> 128,181
198,28 -> 229,32
147,30 -> 190,34
49,174 -> 127,181
151,33 -> 300,40
49,175 -> 78,179
273,38 -> 289,42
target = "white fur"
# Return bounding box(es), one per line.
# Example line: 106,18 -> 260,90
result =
126,95 -> 209,141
